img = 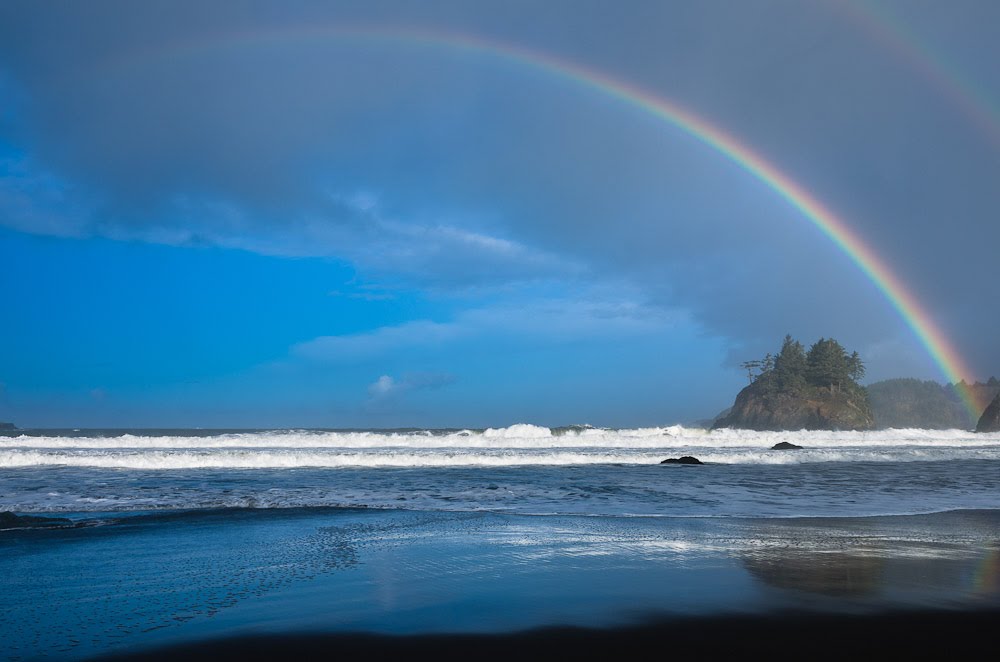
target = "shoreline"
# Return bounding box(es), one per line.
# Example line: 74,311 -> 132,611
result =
5,504 -> 1000,528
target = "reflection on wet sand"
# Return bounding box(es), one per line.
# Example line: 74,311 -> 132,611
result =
743,552 -> 884,597
742,543 -> 1000,601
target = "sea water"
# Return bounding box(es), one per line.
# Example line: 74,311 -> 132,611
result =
2,425 -> 1000,518
2,425 -> 1000,659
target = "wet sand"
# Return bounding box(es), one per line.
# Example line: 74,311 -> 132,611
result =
1,508 -> 998,660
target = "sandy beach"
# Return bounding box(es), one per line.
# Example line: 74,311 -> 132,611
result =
2,507 -> 998,660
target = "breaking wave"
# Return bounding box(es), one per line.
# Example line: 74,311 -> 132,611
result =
1,425 -> 998,468
2,424 -> 997,451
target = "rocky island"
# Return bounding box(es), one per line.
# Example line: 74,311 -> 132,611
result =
714,335 -> 874,431
0,422 -> 17,431
976,393 -> 1000,432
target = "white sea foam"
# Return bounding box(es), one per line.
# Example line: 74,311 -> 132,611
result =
484,423 -> 553,439
1,424 -> 999,470
1,431 -> 999,468
1,425 -> 998,452
0,449 -> 663,469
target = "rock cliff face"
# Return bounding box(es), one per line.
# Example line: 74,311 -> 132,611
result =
714,383 -> 875,431
976,393 -> 1000,433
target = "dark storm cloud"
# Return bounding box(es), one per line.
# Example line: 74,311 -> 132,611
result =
1,0 -> 998,377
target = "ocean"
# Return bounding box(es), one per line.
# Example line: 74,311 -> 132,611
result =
4,425 -> 1000,516
2,425 -> 1000,659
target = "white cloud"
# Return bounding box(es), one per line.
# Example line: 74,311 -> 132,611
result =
295,293 -> 684,364
366,372 -> 457,402
368,375 -> 397,398
294,320 -> 461,363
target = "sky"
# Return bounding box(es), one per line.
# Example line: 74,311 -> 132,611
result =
1,0 -> 998,428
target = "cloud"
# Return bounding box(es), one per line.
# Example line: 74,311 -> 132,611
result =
367,375 -> 397,398
366,372 -> 456,401
328,286 -> 397,302
0,153 -> 94,238
294,320 -> 461,363
294,292 -> 682,363
2,184 -> 581,289
1,1 -> 998,376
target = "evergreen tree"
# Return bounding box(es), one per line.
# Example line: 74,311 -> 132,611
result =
806,338 -> 853,390
772,335 -> 807,391
847,351 -> 865,382
743,335 -> 866,394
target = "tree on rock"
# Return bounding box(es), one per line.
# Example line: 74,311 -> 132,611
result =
806,338 -> 861,392
772,335 -> 807,392
714,334 -> 874,431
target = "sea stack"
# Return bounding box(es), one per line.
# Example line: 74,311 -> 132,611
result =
975,393 -> 1000,432
714,336 -> 875,431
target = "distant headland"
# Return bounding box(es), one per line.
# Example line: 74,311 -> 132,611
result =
0,422 -> 17,431
868,378 -> 999,430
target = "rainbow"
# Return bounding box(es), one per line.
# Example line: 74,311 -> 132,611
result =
101,25 -> 985,420
838,1 -> 1000,152
973,548 -> 1000,594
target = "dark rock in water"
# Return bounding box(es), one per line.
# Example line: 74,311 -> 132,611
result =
976,393 -> 1000,433
0,422 -> 17,431
660,456 -> 703,465
0,511 -> 73,529
771,442 -> 803,450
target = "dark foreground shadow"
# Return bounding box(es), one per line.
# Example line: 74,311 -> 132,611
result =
100,609 -> 1000,661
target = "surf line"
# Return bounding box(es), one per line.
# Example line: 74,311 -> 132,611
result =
103,25 -> 985,418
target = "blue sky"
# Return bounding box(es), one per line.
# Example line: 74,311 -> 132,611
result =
0,225 -> 732,426
1,1 -> 998,427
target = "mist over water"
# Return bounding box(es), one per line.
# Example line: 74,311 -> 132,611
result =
3,425 -> 999,518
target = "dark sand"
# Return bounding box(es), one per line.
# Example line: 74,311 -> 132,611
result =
103,610 -> 1000,661
1,508 -> 997,660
